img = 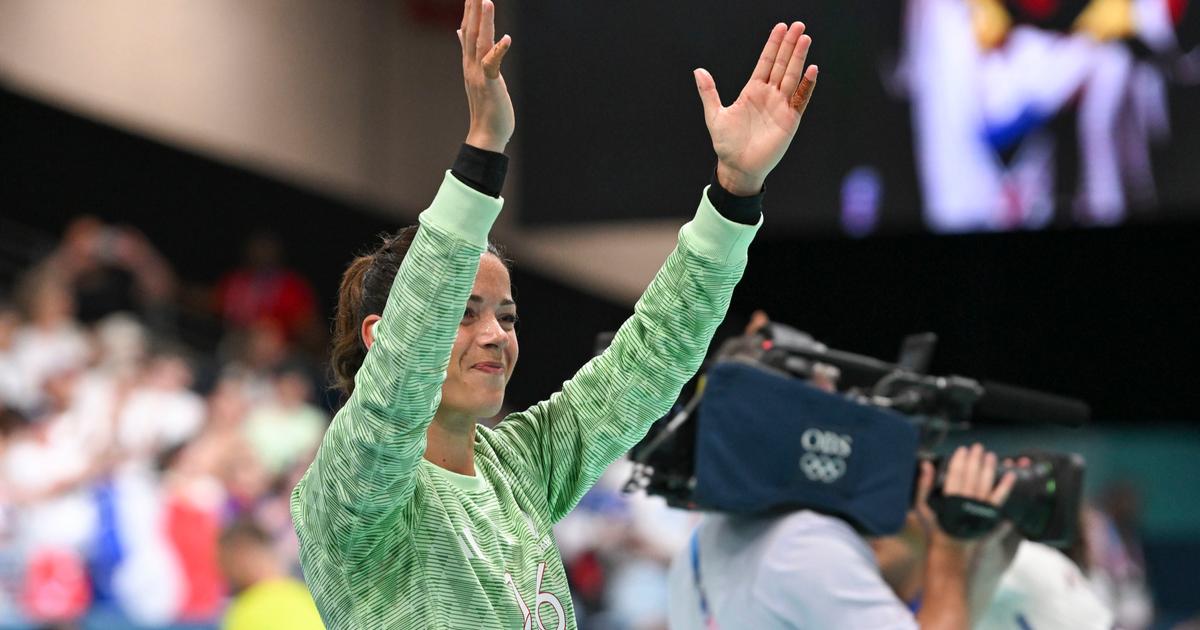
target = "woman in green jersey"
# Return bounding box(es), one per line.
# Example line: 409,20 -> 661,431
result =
291,1 -> 819,627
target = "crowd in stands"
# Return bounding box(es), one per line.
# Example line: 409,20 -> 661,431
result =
0,217 -> 1162,630
0,218 -> 324,629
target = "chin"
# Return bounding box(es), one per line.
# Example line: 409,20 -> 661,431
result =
443,379 -> 508,419
469,394 -> 505,419
480,401 -> 505,419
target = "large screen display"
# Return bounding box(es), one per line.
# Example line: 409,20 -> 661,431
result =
517,0 -> 1200,235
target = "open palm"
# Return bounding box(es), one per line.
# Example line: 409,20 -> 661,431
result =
460,0 -> 514,153
696,22 -> 819,196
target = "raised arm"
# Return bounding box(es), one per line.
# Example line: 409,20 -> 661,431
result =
291,0 -> 513,566
696,21 -> 819,196
489,23 -> 820,522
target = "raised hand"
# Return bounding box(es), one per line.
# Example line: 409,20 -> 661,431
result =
459,0 -> 513,153
917,444 -> 1017,547
941,444 -> 1016,510
695,22 -> 819,196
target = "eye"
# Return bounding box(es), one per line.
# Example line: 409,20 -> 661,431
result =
500,314 -> 519,329
462,307 -> 476,322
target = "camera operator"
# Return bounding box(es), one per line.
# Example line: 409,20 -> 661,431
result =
643,314 -> 1094,629
874,493 -> 1113,629
659,316 -> 1029,629
666,443 -> 1015,630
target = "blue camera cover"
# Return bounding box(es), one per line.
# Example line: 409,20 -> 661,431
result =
693,361 -> 920,536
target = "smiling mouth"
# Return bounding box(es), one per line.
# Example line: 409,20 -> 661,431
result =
471,362 -> 505,375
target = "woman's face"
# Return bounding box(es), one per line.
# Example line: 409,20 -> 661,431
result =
439,254 -> 519,419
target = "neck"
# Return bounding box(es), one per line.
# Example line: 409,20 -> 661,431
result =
424,408 -> 477,476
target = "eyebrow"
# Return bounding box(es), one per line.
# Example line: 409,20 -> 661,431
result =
468,295 -> 516,307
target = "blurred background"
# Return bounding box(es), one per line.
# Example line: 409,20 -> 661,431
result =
0,0 -> 1197,628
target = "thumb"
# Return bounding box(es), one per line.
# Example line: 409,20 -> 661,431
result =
481,34 -> 512,79
694,68 -> 721,125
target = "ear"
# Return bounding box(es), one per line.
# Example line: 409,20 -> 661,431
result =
361,314 -> 383,350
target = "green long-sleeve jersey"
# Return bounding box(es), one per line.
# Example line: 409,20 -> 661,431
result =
291,172 -> 761,629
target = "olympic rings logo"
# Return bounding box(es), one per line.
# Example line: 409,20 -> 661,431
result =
799,452 -> 847,483
798,428 -> 852,483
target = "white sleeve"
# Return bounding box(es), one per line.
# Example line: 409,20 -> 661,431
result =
753,520 -> 918,630
976,541 -> 1114,630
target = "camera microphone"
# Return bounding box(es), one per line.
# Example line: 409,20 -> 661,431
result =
975,380 -> 1090,427
761,323 -> 1090,426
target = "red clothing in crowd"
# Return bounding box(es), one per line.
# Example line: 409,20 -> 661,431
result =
215,269 -> 316,340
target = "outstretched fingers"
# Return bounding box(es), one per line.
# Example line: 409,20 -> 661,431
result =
943,446 -> 967,496
780,34 -> 812,97
477,0 -> 497,60
989,470 -> 1018,506
768,22 -> 805,88
462,0 -> 508,78
977,451 -> 998,498
461,0 -> 480,59
962,443 -> 984,497
750,23 -> 788,83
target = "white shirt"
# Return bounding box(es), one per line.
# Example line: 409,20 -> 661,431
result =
2,417 -> 97,549
13,324 -> 89,386
117,387 -> 205,460
977,541 -> 1113,630
667,511 -> 917,630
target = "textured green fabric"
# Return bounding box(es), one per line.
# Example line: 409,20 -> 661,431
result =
291,174 -> 760,629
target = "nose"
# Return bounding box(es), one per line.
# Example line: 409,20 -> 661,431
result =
476,313 -> 508,348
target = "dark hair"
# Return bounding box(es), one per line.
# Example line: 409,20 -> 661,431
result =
219,516 -> 272,550
330,226 -> 508,400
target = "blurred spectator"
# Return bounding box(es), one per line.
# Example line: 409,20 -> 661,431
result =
37,216 -> 177,334
1086,481 -> 1155,630
185,376 -> 274,517
115,351 -> 206,469
160,440 -> 229,623
213,233 -> 318,347
1,377 -> 99,628
219,318 -> 315,406
217,518 -> 323,630
9,270 -> 90,415
555,460 -> 695,630
242,364 -> 326,479
185,378 -> 257,501
92,313 -> 150,380
0,220 -> 331,628
0,405 -> 28,623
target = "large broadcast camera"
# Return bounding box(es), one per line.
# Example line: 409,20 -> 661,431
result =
619,323 -> 1090,546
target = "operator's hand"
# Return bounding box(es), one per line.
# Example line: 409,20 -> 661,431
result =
743,310 -> 771,336
694,22 -> 819,196
459,0 -> 513,153
916,443 -> 1016,547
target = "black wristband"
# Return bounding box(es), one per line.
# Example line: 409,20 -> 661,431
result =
928,495 -> 1003,540
451,144 -> 509,198
706,168 -> 764,225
